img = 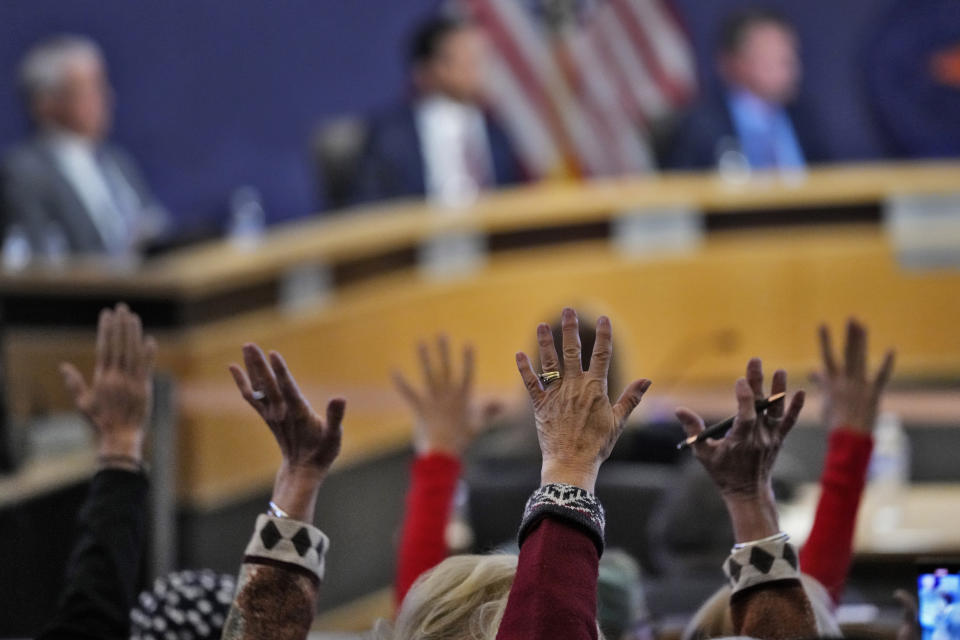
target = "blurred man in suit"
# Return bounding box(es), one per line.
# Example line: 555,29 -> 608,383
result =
1,35 -> 169,258
667,8 -> 819,171
353,15 -> 524,205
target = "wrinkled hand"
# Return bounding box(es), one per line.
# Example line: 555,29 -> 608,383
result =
676,359 -> 805,541
677,359 -> 805,501
814,319 -> 895,433
60,303 -> 157,462
515,308 -> 651,493
393,335 -> 499,457
230,344 -> 346,522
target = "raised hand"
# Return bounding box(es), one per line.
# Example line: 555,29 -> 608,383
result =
676,358 -> 805,542
59,303 -> 157,465
515,308 -> 651,493
230,343 -> 346,522
814,319 -> 895,433
393,335 -> 498,457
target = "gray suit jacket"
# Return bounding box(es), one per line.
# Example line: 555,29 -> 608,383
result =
0,136 -> 168,255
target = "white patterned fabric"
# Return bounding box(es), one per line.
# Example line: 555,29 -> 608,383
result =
243,514 -> 329,583
723,536 -> 801,595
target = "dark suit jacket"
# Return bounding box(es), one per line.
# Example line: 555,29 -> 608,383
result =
664,93 -> 825,171
0,136 -> 167,255
352,104 -> 524,204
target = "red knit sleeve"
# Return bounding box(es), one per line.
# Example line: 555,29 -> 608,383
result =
495,518 -> 600,640
799,427 -> 874,604
394,452 -> 462,608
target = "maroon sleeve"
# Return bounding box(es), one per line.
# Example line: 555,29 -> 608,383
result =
394,452 -> 462,607
799,427 -> 874,603
495,518 -> 600,640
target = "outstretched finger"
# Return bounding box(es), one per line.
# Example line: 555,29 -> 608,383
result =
95,308 -> 113,375
460,344 -> 475,394
417,341 -> 438,391
59,362 -> 88,404
392,370 -> 421,409
326,397 -> 346,438
588,316 -> 613,379
125,311 -> 143,374
818,324 -> 837,377
269,351 -> 307,411
612,378 -> 652,427
229,363 -> 263,410
242,343 -> 282,407
675,407 -> 706,439
515,351 -> 544,401
746,357 -> 764,399
560,307 -> 582,375
113,304 -> 130,371
537,323 -> 559,374
729,377 -> 757,440
778,390 -> 806,439
768,369 -> 787,419
873,349 -> 896,395
845,318 -> 867,379
437,334 -> 452,385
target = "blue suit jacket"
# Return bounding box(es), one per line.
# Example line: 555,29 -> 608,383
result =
352,104 -> 524,204
664,93 -> 824,170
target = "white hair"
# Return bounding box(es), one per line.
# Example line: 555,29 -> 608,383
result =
19,34 -> 104,101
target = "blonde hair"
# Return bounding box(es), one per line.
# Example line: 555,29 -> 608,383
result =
375,554 -> 518,640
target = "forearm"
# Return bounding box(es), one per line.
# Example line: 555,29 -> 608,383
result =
496,484 -> 605,640
395,452 -> 462,607
799,428 -> 873,603
222,514 -> 328,640
37,469 -> 149,640
723,489 -> 780,544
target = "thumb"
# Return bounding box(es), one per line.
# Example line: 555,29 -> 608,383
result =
611,379 -> 652,426
675,407 -> 706,438
59,362 -> 88,405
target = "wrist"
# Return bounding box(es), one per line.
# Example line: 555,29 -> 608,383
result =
272,464 -> 324,522
722,490 -> 780,544
97,432 -> 144,461
541,460 -> 599,494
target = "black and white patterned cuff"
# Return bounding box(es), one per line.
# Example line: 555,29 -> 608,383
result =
518,483 -> 605,555
723,536 -> 800,594
243,514 -> 329,585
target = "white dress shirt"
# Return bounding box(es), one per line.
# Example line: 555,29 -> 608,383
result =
415,95 -> 494,206
46,131 -> 140,255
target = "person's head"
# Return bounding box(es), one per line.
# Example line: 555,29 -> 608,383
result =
718,8 -> 800,105
383,554 -> 602,640
409,15 -> 485,103
19,35 -> 112,140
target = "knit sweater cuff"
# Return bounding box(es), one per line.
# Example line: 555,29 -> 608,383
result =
243,514 -> 329,585
518,483 -> 605,555
724,536 -> 800,595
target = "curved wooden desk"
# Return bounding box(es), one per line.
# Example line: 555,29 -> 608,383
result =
2,162 -> 959,509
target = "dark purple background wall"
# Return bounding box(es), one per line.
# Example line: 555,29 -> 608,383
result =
0,0 -> 916,230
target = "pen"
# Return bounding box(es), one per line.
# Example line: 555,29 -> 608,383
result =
676,391 -> 786,450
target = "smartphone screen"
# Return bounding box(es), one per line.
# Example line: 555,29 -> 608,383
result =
918,564 -> 960,640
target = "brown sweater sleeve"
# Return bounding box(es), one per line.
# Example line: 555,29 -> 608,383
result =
221,514 -> 329,640
730,580 -> 817,640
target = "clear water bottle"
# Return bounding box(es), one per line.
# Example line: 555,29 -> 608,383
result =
869,411 -> 910,531
227,186 -> 266,250
2,224 -> 33,270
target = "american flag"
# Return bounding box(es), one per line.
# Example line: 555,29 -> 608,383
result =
461,0 -> 697,178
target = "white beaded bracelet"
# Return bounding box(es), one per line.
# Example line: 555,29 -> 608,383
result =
731,531 -> 789,551
267,500 -> 290,519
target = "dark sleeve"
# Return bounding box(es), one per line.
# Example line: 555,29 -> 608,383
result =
394,453 -> 462,608
495,517 -> 600,640
37,469 -> 149,640
486,117 -> 526,187
798,428 -> 874,603
0,157 -> 52,251
664,107 -> 724,171
351,122 -> 398,205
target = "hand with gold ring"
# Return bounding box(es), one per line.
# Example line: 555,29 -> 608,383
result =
515,307 -> 652,493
